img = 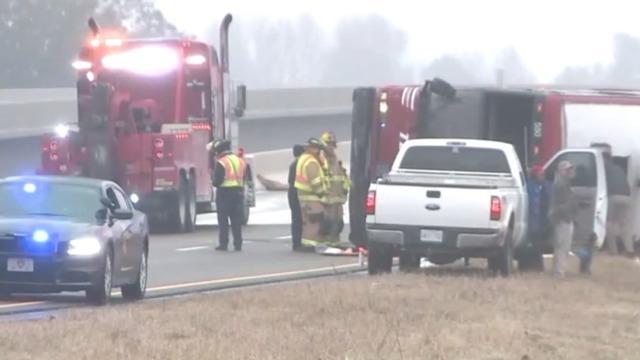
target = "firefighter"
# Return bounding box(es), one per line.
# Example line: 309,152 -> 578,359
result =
211,139 -> 247,251
320,131 -> 350,245
295,138 -> 328,249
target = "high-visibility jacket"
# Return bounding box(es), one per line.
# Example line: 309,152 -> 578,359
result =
323,155 -> 350,204
218,153 -> 246,188
295,152 -> 326,201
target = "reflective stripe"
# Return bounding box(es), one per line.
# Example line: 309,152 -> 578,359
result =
295,153 -> 326,198
219,153 -> 246,188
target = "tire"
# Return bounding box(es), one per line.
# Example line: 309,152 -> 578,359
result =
493,228 -> 514,277
184,178 -> 197,232
399,251 -> 421,272
167,178 -> 188,233
368,243 -> 393,275
121,249 -> 148,301
517,249 -> 544,272
86,250 -> 113,305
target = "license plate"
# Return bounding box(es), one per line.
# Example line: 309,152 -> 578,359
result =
7,258 -> 34,272
420,230 -> 443,243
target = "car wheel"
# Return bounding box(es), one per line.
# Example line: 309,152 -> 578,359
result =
122,250 -> 148,301
86,250 -> 113,305
399,251 -> 421,272
368,243 -> 393,275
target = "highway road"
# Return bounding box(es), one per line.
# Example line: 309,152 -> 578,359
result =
0,191 -> 360,317
0,113 -> 351,178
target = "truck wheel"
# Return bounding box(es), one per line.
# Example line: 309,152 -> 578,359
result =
399,251 -> 421,272
368,243 -> 393,275
167,178 -> 189,233
86,249 -> 113,305
184,178 -> 197,232
494,229 -> 514,277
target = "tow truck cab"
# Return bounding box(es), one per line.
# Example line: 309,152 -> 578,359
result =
40,15 -> 255,232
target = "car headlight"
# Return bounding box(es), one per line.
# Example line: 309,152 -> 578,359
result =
67,236 -> 102,256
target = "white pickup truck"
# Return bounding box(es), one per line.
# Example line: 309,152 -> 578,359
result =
366,139 -> 529,276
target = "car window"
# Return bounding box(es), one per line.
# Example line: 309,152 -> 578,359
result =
545,152 -> 597,187
105,188 -> 121,209
0,181 -> 101,223
399,146 -> 511,173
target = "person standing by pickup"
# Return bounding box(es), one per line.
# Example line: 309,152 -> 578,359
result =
526,165 -> 552,269
549,161 -> 579,276
601,146 -> 633,257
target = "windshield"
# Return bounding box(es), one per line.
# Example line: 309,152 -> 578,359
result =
399,146 -> 511,173
0,182 -> 102,223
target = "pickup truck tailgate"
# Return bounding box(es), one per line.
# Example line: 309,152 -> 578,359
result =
375,184 -> 494,229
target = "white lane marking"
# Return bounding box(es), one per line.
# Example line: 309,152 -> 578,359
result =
276,235 -> 292,240
176,246 -> 209,252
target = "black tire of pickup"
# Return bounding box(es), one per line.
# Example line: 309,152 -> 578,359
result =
494,228 -> 514,277
368,243 -> 393,275
399,251 -> 421,272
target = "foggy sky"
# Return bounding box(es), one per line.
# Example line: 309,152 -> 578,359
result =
154,0 -> 640,83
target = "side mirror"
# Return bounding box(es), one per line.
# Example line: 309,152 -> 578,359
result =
112,209 -> 134,220
234,84 -> 246,117
100,197 -> 114,209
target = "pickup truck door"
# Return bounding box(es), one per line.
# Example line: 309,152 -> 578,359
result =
544,149 -> 607,248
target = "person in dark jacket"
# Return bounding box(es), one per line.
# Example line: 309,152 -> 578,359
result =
526,165 -> 552,269
602,147 -> 633,256
527,165 -> 552,239
549,161 -> 579,276
288,144 -> 310,251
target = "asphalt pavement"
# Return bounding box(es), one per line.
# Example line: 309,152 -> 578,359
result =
0,191 -> 360,316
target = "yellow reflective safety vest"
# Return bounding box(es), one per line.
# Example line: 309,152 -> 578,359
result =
294,153 -> 326,202
323,156 -> 350,204
218,153 -> 246,188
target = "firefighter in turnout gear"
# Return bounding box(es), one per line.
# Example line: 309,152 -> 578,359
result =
320,131 -> 350,244
295,138 -> 328,248
211,139 -> 247,251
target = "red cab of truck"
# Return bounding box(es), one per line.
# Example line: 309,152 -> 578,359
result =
40,14 -> 255,233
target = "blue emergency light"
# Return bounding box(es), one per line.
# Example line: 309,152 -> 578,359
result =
23,182 -> 37,194
32,229 -> 49,243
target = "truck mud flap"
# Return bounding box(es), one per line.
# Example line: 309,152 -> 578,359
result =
349,87 -> 376,248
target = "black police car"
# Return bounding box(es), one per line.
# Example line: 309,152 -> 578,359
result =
0,176 -> 149,304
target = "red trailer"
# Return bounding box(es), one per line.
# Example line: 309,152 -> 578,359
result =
350,80 -> 640,249
39,14 -> 255,233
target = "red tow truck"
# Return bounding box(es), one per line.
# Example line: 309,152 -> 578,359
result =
350,80 -> 640,265
39,14 -> 256,233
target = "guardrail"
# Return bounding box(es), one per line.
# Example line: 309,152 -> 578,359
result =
0,87 -> 354,139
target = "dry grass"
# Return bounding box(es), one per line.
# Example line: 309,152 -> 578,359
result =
1,255 -> 639,360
